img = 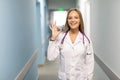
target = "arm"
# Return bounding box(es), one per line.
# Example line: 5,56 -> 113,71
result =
86,41 -> 94,80
47,21 -> 62,61
47,37 -> 60,61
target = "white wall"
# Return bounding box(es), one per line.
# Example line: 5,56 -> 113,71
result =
77,0 -> 91,38
91,0 -> 120,78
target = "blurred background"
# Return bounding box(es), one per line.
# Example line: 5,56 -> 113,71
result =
0,0 -> 120,80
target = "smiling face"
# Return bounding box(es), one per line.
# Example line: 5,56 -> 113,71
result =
67,11 -> 80,30
65,9 -> 84,33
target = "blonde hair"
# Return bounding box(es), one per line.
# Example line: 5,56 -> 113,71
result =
64,8 -> 84,33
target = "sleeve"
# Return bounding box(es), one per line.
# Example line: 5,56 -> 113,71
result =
47,33 -> 62,61
85,40 -> 94,80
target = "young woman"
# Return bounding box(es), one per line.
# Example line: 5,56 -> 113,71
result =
47,8 -> 94,80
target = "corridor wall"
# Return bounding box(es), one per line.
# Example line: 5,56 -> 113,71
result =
37,0 -> 49,64
91,0 -> 120,79
0,0 -> 38,80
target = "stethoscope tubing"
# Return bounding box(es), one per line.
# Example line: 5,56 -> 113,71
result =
60,30 -> 90,45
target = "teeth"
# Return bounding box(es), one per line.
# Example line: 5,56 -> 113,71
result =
71,23 -> 76,25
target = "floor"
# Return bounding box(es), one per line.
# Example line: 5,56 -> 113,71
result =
38,59 -> 99,80
38,59 -> 59,80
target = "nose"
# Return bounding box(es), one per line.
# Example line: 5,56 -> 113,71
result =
70,18 -> 75,22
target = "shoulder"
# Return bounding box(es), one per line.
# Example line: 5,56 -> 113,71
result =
83,34 -> 92,45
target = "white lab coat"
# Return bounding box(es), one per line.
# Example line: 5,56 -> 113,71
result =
47,31 -> 94,80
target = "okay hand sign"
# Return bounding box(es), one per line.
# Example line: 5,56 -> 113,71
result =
49,21 -> 62,41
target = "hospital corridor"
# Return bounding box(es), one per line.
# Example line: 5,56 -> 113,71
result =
0,0 -> 120,80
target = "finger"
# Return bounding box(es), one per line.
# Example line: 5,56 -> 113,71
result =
49,24 -> 52,30
51,22 -> 54,28
52,23 -> 58,31
58,28 -> 62,33
51,22 -> 55,29
53,21 -> 57,28
57,27 -> 62,31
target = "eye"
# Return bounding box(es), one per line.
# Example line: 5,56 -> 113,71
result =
68,17 -> 72,20
75,16 -> 79,19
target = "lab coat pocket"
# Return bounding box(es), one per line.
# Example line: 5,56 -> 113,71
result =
85,52 -> 92,65
85,44 -> 93,64
58,71 -> 66,80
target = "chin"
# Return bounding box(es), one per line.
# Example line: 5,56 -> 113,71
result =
71,26 -> 78,29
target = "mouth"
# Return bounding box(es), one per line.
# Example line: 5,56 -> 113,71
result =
70,22 -> 78,26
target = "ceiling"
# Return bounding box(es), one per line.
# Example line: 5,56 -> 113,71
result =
47,0 -> 77,10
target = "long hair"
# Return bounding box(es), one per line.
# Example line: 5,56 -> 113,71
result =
64,8 -> 84,33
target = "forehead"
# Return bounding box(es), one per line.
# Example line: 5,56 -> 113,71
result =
68,10 -> 79,16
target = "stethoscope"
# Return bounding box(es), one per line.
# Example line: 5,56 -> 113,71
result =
59,29 -> 90,49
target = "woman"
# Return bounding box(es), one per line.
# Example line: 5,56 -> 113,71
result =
47,8 -> 94,80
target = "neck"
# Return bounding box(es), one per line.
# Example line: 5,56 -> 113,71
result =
69,29 -> 79,34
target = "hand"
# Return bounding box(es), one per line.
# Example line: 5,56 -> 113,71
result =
49,21 -> 62,40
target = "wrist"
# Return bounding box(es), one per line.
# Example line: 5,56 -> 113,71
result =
50,38 -> 55,41
50,37 -> 56,41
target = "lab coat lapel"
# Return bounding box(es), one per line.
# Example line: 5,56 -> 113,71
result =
65,32 -> 83,46
65,32 -> 73,46
74,32 -> 83,45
